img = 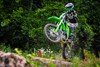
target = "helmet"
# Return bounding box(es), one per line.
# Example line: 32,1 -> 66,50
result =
65,3 -> 74,11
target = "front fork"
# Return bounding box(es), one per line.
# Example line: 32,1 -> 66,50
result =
60,39 -> 72,53
54,20 -> 62,32
58,21 -> 71,48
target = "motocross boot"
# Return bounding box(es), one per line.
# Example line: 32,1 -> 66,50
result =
68,33 -> 74,44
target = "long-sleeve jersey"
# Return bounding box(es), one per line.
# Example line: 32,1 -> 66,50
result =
60,9 -> 77,23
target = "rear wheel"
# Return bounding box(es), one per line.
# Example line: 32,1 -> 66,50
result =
44,23 -> 60,43
62,43 -> 72,59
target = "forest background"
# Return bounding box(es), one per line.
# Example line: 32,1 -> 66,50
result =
0,0 -> 100,58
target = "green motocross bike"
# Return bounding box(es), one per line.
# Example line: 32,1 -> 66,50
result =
44,15 -> 75,59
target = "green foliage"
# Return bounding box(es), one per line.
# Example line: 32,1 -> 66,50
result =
77,15 -> 95,47
15,0 -> 20,3
1,19 -> 10,27
0,0 -> 3,9
0,43 -> 12,52
49,62 -> 56,67
15,48 -> 38,67
71,57 -> 81,67
71,50 -> 100,67
15,48 -> 22,55
11,7 -> 23,20
84,49 -> 95,60
14,47 -> 57,67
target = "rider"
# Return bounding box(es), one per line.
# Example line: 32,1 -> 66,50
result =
59,3 -> 78,43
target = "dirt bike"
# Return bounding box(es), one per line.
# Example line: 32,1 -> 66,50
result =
44,15 -> 75,59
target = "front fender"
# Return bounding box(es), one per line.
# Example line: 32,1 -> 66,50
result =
48,16 -> 61,22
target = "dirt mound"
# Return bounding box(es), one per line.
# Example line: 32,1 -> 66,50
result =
0,51 -> 71,67
33,57 -> 71,67
0,51 -> 30,67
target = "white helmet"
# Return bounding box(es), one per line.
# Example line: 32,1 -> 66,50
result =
65,3 -> 74,11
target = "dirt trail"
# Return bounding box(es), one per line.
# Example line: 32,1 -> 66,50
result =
33,57 -> 71,67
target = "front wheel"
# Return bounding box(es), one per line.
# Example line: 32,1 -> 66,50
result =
44,23 -> 60,43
